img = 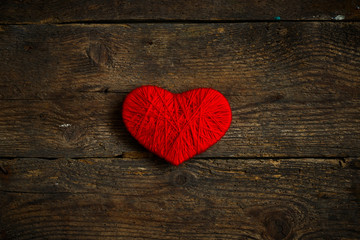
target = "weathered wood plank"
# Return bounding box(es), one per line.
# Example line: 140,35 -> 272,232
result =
1,157 -> 359,239
1,23 -> 359,100
0,0 -> 359,23
0,23 -> 359,158
0,93 -> 359,158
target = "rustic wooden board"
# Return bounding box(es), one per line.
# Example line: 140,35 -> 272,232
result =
0,0 -> 359,23
1,11 -> 360,239
1,23 -> 360,100
0,23 -> 359,158
1,93 -> 359,158
1,157 -> 359,239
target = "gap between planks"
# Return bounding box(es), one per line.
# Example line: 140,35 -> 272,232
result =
1,19 -> 360,26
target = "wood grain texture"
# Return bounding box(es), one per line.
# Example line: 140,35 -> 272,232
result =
0,23 -> 359,158
1,23 -> 360,99
0,0 -> 359,23
1,8 -> 360,239
1,157 -> 359,239
0,93 -> 359,158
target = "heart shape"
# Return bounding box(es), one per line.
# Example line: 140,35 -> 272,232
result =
122,86 -> 232,165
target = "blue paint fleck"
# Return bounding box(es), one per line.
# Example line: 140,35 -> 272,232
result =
274,16 -> 281,20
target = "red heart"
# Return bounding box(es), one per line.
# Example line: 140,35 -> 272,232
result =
122,86 -> 232,165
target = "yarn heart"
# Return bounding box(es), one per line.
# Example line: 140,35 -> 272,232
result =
122,86 -> 232,165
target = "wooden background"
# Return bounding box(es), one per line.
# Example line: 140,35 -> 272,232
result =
1,1 -> 360,239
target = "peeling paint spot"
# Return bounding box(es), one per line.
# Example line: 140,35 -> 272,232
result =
59,123 -> 71,128
333,15 -> 345,20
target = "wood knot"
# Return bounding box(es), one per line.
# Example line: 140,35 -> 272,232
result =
170,170 -> 195,187
61,125 -> 83,143
247,207 -> 294,240
262,211 -> 293,240
263,214 -> 292,240
86,43 -> 113,67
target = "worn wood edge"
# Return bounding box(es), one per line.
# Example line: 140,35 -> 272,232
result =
1,156 -> 359,193
0,157 -> 359,239
0,0 -> 359,24
0,23 -> 359,159
0,93 -> 359,158
1,22 -> 360,99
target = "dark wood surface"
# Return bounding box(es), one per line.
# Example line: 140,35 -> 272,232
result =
1,93 -> 360,159
1,157 -> 359,239
1,1 -> 360,240
1,23 -> 360,99
0,0 -> 360,23
1,23 -> 359,160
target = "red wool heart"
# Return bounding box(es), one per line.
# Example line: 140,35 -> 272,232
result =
122,86 -> 232,165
